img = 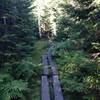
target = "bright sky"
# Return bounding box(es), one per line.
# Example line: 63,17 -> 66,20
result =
34,0 -> 50,15
34,0 -> 62,36
94,0 -> 100,5
34,0 -> 63,15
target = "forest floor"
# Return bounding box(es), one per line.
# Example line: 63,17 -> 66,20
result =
31,39 -> 49,100
32,39 -> 49,64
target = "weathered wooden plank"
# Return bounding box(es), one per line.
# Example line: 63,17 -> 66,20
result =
50,61 -> 58,75
48,55 -> 58,75
41,76 -> 50,100
43,65 -> 49,75
42,52 -> 64,100
42,55 -> 49,75
42,55 -> 48,66
47,54 -> 52,64
53,75 -> 64,100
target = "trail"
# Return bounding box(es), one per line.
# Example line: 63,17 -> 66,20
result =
41,43 -> 64,100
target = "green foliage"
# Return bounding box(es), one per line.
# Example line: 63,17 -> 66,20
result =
56,0 -> 100,52
55,51 -> 100,100
15,58 -> 41,81
52,1 -> 100,99
52,37 -> 100,100
0,0 -> 40,100
51,40 -> 84,58
0,75 -> 28,100
0,0 -> 38,65
92,42 -> 100,51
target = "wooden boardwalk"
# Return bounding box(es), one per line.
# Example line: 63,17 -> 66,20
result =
41,52 -> 64,100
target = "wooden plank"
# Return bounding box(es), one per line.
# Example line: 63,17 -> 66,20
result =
50,60 -> 58,75
41,76 -> 50,100
47,54 -> 52,64
42,55 -> 49,75
43,65 -> 49,75
48,55 -> 58,75
53,75 -> 64,100
42,55 -> 48,66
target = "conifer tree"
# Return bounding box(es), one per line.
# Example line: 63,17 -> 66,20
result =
0,0 -> 38,99
56,0 -> 100,51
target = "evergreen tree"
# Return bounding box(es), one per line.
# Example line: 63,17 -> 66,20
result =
51,0 -> 100,99
56,0 -> 100,51
0,0 -> 39,99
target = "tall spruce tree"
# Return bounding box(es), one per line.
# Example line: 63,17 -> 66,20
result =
0,0 -> 38,67
56,0 -> 100,51
0,0 -> 39,100
51,0 -> 100,99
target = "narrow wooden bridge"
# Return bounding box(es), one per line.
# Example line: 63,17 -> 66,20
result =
41,50 -> 64,100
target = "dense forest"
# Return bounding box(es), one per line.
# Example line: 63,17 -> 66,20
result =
0,0 -> 100,100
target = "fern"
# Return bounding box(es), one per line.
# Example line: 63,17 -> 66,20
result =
0,73 -> 12,83
55,50 -> 100,99
0,80 -> 28,100
14,59 -> 40,81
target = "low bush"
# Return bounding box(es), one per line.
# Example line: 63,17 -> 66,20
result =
53,50 -> 100,100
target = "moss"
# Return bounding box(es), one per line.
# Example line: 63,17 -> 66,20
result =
32,39 -> 48,64
30,39 -> 48,100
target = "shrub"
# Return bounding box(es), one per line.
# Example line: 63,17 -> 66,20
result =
55,51 -> 100,100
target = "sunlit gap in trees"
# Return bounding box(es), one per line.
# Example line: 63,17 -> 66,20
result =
34,0 -> 62,37
94,0 -> 100,5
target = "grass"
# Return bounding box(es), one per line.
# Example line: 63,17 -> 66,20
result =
31,39 -> 48,100
32,39 -> 48,64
